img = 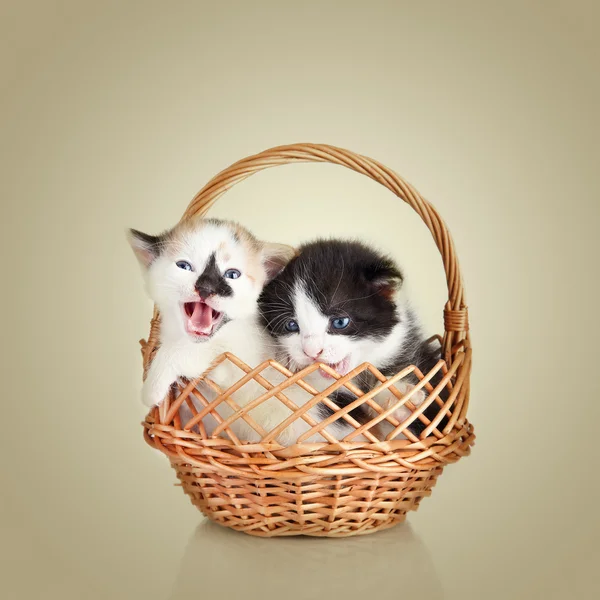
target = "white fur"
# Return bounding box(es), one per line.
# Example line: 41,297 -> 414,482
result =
147,224 -> 264,346
280,280 -> 412,379
175,324 -> 305,444
141,223 -> 264,405
131,220 -> 300,444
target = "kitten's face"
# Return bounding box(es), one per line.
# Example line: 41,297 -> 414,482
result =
129,218 -> 294,342
259,240 -> 403,377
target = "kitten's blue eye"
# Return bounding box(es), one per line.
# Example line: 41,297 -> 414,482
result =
331,317 -> 350,330
285,320 -> 300,332
224,269 -> 241,279
176,260 -> 193,271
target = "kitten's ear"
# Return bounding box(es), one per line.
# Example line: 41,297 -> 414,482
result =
365,260 -> 403,299
127,229 -> 164,269
261,243 -> 296,281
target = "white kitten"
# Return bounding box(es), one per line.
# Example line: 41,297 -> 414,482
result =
128,217 -> 296,441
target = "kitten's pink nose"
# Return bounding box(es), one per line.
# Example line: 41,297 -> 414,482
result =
303,347 -> 323,360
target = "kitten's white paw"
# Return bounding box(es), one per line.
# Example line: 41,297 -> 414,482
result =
383,383 -> 427,421
141,381 -> 165,408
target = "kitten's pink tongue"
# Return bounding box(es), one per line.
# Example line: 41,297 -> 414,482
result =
190,302 -> 212,331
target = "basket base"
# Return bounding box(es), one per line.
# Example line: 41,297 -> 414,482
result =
171,460 -> 442,538
200,508 -> 408,538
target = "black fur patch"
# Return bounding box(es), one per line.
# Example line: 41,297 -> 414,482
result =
129,229 -> 165,261
195,253 -> 233,298
259,240 -> 403,340
129,229 -> 162,248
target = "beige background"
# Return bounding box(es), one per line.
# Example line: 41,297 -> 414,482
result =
1,1 -> 599,599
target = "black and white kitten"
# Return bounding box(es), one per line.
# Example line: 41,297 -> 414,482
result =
259,239 -> 446,438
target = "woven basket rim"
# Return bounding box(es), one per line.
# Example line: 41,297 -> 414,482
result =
142,343 -> 474,466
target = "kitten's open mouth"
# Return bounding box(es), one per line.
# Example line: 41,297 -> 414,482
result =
182,300 -> 223,339
318,356 -> 351,379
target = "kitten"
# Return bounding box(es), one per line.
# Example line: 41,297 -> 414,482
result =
259,239 -> 447,439
128,217 -> 296,441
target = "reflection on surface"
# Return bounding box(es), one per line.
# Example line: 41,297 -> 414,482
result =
169,519 -> 442,600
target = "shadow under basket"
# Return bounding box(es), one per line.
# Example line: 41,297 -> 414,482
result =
141,143 -> 476,538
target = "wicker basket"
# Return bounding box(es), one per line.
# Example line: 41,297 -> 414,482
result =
141,143 -> 475,538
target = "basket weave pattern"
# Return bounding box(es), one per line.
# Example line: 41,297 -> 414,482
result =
141,143 -> 475,537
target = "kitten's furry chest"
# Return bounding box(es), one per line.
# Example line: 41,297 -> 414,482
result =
196,317 -> 272,387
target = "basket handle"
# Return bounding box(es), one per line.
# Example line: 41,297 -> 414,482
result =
181,143 -> 469,357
